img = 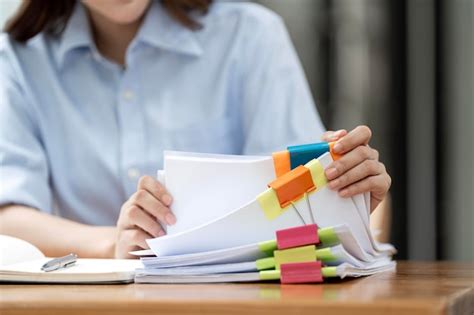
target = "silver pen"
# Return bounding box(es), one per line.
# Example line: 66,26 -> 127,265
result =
41,253 -> 78,272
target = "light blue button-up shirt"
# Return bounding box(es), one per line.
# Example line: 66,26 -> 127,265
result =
0,2 -> 325,225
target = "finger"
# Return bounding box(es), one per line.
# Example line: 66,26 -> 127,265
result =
115,229 -> 151,258
123,229 -> 151,250
137,175 -> 173,206
121,205 -> 165,238
338,174 -> 391,199
328,160 -> 384,190
325,146 -> 378,180
321,129 -> 347,142
114,241 -> 139,259
116,248 -> 138,259
131,189 -> 176,225
332,125 -> 372,154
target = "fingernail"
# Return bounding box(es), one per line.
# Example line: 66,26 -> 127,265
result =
333,142 -> 343,153
325,131 -> 335,140
158,230 -> 165,237
165,213 -> 176,225
339,189 -> 349,197
162,194 -> 172,206
328,130 -> 343,141
325,167 -> 338,180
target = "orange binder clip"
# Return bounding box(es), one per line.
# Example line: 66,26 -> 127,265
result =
268,165 -> 316,208
272,150 -> 291,178
328,142 -> 343,161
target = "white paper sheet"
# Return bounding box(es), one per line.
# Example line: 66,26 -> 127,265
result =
151,151 -> 395,258
331,225 -> 374,262
147,199 -> 304,256
141,242 -> 268,268
316,153 -> 395,256
317,154 -> 370,231
163,152 -> 275,235
139,244 -> 392,276
306,182 -> 376,255
134,260 -> 396,284
135,271 -> 261,284
137,261 -> 258,275
336,260 -> 396,279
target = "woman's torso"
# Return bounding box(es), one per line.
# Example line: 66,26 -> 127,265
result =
0,2 -> 324,225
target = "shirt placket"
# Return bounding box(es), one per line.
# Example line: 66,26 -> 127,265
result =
117,64 -> 145,198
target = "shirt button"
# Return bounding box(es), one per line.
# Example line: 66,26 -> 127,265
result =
127,168 -> 140,180
123,90 -> 134,101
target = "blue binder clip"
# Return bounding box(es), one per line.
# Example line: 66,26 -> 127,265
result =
287,142 -> 330,169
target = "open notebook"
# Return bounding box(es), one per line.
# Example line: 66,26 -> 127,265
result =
0,235 -> 140,283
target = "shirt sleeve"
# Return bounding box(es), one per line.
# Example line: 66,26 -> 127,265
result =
0,45 -> 52,212
240,12 -> 326,155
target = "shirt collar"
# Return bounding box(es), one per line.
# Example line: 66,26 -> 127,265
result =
56,2 -> 94,67
56,1 -> 203,67
134,1 -> 203,57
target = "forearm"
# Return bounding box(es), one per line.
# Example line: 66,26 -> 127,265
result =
370,194 -> 392,243
0,205 -> 116,258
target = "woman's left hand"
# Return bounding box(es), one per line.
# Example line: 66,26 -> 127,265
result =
321,126 -> 391,213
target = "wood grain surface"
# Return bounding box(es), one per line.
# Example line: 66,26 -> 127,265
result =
1,261 -> 473,315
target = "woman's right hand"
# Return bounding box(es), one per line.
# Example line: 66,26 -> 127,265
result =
114,175 -> 175,258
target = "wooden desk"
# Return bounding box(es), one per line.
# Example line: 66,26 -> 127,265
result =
1,261 -> 473,315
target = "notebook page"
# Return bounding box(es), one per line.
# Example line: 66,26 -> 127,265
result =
0,235 -> 45,266
0,259 -> 141,283
1,258 -> 140,275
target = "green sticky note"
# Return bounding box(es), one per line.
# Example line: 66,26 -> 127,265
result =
259,270 -> 281,281
258,240 -> 277,255
315,247 -> 338,262
322,267 -> 338,278
318,227 -> 340,246
256,257 -> 276,270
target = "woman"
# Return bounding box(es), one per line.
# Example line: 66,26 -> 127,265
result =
0,0 -> 391,258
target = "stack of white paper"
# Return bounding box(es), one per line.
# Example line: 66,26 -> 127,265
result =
135,150 -> 395,284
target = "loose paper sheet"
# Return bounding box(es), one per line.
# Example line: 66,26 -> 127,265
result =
164,152 -> 275,235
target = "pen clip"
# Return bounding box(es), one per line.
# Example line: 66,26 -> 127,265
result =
41,253 -> 78,272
